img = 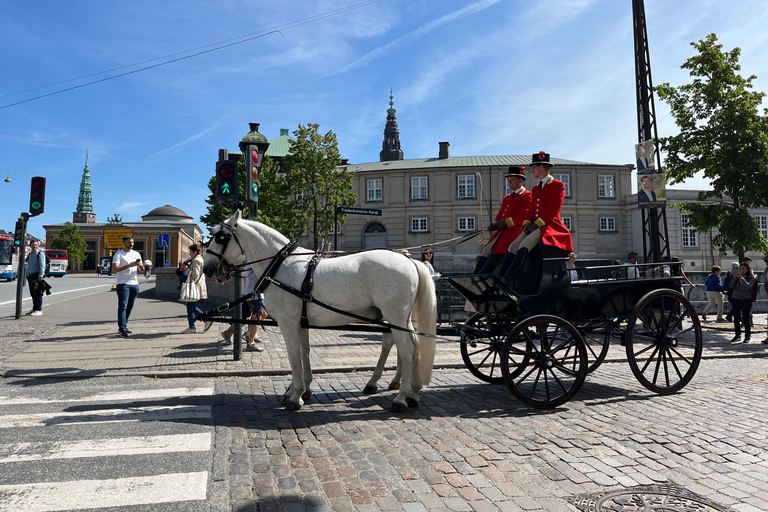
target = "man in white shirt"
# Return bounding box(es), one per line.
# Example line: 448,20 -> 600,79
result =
112,236 -> 144,337
622,251 -> 639,279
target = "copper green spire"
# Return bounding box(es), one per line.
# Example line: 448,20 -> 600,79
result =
380,89 -> 403,161
387,88 -> 396,116
76,151 -> 93,213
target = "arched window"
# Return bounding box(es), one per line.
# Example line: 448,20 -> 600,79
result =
363,222 -> 387,250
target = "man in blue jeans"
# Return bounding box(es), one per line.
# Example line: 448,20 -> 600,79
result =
112,236 -> 144,337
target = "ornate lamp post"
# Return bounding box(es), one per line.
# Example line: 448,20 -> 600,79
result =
239,123 -> 270,221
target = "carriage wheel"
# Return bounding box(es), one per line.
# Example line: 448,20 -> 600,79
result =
501,315 -> 588,408
460,313 -> 520,383
576,322 -> 611,374
625,289 -> 702,394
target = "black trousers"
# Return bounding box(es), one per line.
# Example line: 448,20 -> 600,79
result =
730,298 -> 752,337
27,272 -> 43,312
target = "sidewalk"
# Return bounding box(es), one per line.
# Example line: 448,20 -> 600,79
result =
1,281 -> 767,379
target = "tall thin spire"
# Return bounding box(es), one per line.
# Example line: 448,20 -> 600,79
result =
76,151 -> 93,214
380,88 -> 404,162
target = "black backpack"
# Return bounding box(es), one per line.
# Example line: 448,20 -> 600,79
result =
44,253 -> 51,275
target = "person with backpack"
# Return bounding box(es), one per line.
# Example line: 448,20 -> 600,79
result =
701,265 -> 726,322
727,262 -> 757,343
25,240 -> 46,316
723,262 -> 739,322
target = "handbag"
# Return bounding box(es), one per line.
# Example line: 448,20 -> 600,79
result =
180,268 -> 202,303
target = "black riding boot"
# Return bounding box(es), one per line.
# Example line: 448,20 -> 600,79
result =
473,256 -> 497,274
472,256 -> 489,274
496,251 -> 517,277
499,248 -> 529,284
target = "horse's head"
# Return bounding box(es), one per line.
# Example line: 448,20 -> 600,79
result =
203,210 -> 246,283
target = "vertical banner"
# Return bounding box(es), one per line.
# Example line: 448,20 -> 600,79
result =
637,173 -> 666,208
635,140 -> 656,174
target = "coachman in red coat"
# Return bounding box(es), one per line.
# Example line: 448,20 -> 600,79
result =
473,166 -> 532,274
497,152 -> 573,283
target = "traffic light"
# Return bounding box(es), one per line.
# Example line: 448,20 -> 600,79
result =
13,220 -> 24,247
215,159 -> 238,206
245,145 -> 264,203
29,176 -> 46,216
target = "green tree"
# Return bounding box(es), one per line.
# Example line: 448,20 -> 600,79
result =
656,33 -> 768,260
50,222 -> 87,263
283,123 -> 355,250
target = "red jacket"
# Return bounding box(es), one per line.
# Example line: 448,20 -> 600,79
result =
489,188 -> 532,254
525,176 -> 573,252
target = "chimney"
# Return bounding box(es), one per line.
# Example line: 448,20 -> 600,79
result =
280,128 -> 289,136
439,141 -> 450,159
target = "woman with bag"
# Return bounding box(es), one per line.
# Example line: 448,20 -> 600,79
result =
180,244 -> 207,334
727,261 -> 757,343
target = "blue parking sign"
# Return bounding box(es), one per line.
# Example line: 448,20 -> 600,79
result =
158,234 -> 170,247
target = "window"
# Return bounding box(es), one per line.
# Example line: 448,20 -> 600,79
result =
598,175 -> 615,198
681,213 -> 698,247
553,174 -> 571,197
367,179 -> 382,201
327,226 -> 342,235
562,216 -> 572,232
411,218 -> 428,232
756,215 -> 768,240
458,217 -> 476,231
457,175 -> 475,198
599,217 -> 616,231
411,177 -> 428,199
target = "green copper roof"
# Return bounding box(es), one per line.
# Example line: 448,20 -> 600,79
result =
346,155 -> 629,172
266,129 -> 292,158
240,123 -> 269,145
76,153 -> 94,213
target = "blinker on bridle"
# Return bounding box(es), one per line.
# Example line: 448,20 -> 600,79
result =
206,222 -> 245,267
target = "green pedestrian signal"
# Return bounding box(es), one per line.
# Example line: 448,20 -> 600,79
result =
215,159 -> 238,206
252,183 -> 258,196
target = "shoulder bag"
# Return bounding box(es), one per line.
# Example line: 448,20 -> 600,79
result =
180,268 -> 202,303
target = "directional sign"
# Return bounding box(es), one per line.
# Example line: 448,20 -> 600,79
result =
336,207 -> 382,216
158,234 -> 170,248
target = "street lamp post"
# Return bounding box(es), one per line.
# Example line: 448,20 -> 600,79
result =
239,123 -> 270,222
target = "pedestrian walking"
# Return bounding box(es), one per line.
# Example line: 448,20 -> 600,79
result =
25,240 -> 46,316
727,262 -> 757,343
724,262 -> 739,322
243,269 -> 267,352
179,244 -> 206,334
762,255 -> 768,344
112,236 -> 144,337
143,259 -> 152,281
701,265 -> 725,322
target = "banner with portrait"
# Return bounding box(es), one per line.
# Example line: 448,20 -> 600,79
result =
637,173 -> 666,208
635,140 -> 656,174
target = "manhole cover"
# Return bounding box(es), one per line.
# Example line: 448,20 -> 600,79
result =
568,484 -> 734,511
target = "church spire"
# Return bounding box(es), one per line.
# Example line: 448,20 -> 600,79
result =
380,88 -> 404,162
73,151 -> 96,223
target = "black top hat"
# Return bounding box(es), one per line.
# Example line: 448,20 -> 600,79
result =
528,151 -> 554,167
504,166 -> 526,179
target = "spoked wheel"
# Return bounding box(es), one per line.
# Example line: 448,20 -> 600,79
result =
626,289 -> 702,394
501,315 -> 588,408
460,313 -> 517,383
575,321 -> 611,374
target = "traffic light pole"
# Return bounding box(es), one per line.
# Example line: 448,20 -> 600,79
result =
14,213 -> 29,320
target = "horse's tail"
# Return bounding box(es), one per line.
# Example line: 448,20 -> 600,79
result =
412,261 -> 437,386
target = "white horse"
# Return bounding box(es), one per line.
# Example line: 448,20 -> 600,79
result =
203,211 -> 437,412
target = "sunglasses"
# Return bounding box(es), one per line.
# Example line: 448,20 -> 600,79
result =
424,252 -> 432,255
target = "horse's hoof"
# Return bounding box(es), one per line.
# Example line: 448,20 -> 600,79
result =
388,382 -> 401,390
405,397 -> 419,408
391,402 -> 408,413
362,385 -> 377,395
301,391 -> 313,401
285,401 -> 302,411
281,395 -> 291,406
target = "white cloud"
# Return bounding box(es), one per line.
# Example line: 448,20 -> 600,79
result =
115,201 -> 148,212
145,121 -> 221,160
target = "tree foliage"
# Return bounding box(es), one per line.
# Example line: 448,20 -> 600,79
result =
50,222 -> 87,263
282,123 -> 355,250
656,33 -> 768,259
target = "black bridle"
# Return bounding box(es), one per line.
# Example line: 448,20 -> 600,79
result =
206,221 -> 246,269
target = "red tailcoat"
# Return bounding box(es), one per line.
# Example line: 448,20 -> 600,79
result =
527,176 -> 573,252
489,188 -> 532,254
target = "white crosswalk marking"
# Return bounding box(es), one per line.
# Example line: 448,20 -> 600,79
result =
0,472 -> 208,512
0,382 -> 216,511
0,432 -> 211,462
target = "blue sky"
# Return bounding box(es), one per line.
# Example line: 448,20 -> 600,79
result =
2,0 -> 767,240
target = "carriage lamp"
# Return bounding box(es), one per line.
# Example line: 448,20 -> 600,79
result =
239,123 -> 270,221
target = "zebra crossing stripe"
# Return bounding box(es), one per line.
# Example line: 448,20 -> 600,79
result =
0,405 -> 211,429
0,471 -> 208,511
0,387 -> 213,405
0,433 -> 211,463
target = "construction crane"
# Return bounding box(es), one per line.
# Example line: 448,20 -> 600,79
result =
632,0 -> 670,263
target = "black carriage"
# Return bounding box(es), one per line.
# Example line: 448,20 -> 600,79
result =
445,245 -> 703,408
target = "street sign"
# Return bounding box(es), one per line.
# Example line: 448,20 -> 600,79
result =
158,234 -> 170,247
104,229 -> 133,248
336,207 -> 382,216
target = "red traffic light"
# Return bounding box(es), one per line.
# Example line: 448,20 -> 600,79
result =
218,165 -> 234,178
252,150 -> 259,165
32,178 -> 44,188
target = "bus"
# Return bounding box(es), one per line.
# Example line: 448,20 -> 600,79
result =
44,249 -> 68,277
0,235 -> 18,281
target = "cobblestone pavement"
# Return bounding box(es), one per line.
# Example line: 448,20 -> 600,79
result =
217,357 -> 768,512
